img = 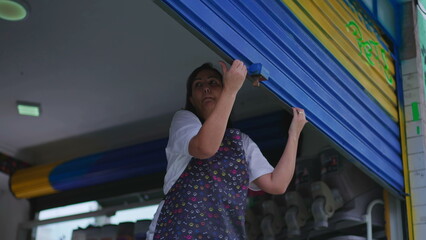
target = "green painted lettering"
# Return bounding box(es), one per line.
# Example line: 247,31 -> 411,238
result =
345,21 -> 394,86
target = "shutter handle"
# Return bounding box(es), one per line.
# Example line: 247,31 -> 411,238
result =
248,63 -> 270,87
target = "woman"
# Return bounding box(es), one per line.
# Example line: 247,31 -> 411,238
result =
147,60 -> 307,239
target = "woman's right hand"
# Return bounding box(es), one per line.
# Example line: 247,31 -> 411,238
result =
219,60 -> 247,95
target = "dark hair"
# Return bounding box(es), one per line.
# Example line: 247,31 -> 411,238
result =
184,62 -> 235,128
185,63 -> 223,119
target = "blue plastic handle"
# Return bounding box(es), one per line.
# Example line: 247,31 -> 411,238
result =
248,63 -> 270,80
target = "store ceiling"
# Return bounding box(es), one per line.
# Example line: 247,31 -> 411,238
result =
0,0 -> 282,166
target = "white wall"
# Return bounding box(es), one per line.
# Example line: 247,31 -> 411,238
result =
403,56 -> 426,239
0,172 -> 30,240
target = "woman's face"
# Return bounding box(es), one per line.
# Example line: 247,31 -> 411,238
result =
190,69 -> 223,120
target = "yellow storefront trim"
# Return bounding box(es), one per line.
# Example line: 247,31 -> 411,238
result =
398,104 -> 415,240
11,161 -> 63,199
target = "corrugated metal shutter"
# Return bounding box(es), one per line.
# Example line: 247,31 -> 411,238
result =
162,0 -> 403,193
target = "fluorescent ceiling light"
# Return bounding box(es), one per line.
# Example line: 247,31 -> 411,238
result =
0,0 -> 29,21
17,101 -> 41,117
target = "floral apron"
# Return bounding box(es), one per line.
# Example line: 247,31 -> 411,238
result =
154,129 -> 249,239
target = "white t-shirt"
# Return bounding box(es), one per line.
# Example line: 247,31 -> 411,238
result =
146,110 -> 274,239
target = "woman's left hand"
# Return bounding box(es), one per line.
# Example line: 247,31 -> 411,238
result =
288,107 -> 308,139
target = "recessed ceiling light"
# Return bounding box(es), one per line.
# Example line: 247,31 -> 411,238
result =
17,101 -> 41,117
0,0 -> 29,21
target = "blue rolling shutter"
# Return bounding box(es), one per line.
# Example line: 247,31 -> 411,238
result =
161,0 -> 403,194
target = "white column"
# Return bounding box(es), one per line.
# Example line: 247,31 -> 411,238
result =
402,56 -> 426,238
